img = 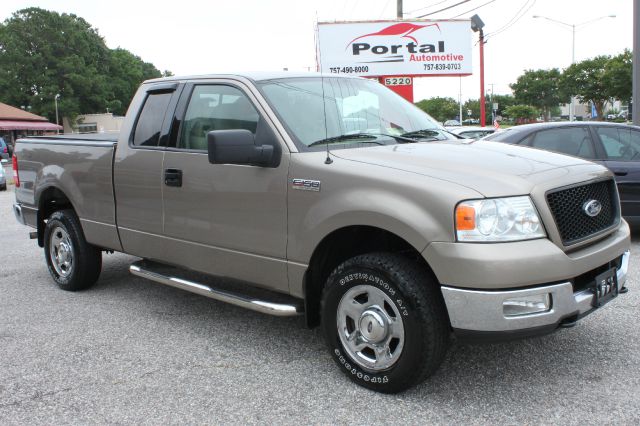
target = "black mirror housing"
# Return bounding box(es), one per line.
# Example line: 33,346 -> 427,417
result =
207,129 -> 275,167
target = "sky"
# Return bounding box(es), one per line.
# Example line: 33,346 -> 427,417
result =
0,0 -> 634,104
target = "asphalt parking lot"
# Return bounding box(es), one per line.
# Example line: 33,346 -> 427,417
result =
1,180 -> 639,425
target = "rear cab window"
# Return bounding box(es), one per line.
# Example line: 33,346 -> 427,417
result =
132,91 -> 173,147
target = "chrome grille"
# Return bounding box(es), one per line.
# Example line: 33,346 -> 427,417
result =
546,179 -> 618,245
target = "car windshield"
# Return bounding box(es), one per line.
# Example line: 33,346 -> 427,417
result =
258,77 -> 445,150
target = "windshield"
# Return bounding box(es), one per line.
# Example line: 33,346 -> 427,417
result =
258,77 -> 446,150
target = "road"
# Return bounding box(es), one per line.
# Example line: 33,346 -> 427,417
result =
1,182 -> 639,425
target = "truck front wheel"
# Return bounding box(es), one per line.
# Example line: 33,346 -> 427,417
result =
43,209 -> 102,291
321,253 -> 449,393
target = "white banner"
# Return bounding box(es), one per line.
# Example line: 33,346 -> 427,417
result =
317,20 -> 472,77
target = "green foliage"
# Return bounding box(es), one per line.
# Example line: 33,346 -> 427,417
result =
463,94 -> 516,124
560,56 -> 611,120
0,7 -> 165,122
510,68 -> 567,120
503,104 -> 539,121
414,97 -> 459,123
603,49 -> 633,104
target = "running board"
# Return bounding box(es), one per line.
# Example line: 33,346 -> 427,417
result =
129,261 -> 303,317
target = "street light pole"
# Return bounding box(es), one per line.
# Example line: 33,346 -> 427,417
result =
54,94 -> 61,134
533,14 -> 615,121
471,15 -> 486,127
634,0 -> 639,125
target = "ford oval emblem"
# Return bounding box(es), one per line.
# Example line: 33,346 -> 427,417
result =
583,199 -> 603,217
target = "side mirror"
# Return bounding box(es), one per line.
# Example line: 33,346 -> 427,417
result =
207,129 -> 275,167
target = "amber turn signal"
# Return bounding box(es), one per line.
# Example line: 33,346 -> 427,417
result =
456,205 -> 476,231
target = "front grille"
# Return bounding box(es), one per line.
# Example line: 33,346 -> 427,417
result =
546,179 -> 618,245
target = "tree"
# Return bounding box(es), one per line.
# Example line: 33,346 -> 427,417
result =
603,49 -> 633,105
0,8 -> 165,122
464,94 -> 516,124
414,97 -> 459,123
510,68 -> 568,121
107,48 -> 162,116
560,56 -> 610,120
503,105 -> 539,123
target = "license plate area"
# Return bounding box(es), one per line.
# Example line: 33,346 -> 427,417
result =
592,268 -> 618,308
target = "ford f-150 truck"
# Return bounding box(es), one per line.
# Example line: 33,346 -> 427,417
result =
13,73 -> 631,393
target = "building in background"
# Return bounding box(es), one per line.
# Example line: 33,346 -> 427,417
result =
0,102 -> 62,151
63,113 -> 124,134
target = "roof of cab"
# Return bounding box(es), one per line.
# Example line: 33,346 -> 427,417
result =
143,71 -> 362,85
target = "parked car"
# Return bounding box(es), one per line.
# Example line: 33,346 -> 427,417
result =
443,119 -> 461,127
0,137 -> 9,161
0,160 -> 7,190
448,126 -> 496,140
483,121 -> 640,224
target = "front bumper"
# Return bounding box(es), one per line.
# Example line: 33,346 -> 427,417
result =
441,251 -> 629,339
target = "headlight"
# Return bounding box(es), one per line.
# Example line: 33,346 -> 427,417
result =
455,196 -> 545,242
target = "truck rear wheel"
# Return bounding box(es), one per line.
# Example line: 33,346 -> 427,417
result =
321,253 -> 449,393
44,209 -> 102,291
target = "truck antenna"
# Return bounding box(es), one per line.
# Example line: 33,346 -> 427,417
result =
316,17 -> 333,165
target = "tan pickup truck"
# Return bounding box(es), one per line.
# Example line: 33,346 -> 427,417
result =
12,73 -> 630,393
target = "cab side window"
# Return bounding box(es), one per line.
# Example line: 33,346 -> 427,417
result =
179,85 -> 260,150
132,92 -> 173,147
596,127 -> 640,161
529,127 -> 595,158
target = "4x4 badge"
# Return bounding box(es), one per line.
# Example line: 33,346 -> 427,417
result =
291,178 -> 321,192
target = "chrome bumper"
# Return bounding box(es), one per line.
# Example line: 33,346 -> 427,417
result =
13,203 -> 25,225
441,251 -> 629,333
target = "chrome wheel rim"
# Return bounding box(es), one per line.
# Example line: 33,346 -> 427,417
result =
49,226 -> 73,277
337,284 -> 405,372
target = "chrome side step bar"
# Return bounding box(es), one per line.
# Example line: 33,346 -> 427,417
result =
129,261 -> 303,317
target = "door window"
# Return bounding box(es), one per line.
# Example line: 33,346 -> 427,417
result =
529,127 -> 595,158
179,85 -> 260,150
132,92 -> 173,147
596,126 -> 640,161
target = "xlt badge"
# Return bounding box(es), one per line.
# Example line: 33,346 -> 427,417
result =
292,178 -> 321,192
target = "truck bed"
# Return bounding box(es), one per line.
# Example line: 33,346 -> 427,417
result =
14,133 -> 121,251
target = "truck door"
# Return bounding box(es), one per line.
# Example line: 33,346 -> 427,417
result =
113,83 -> 180,259
161,81 -> 290,293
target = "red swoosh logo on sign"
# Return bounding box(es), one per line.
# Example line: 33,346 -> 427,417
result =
345,23 -> 441,49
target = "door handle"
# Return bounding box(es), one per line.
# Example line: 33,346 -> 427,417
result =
614,170 -> 628,177
164,168 -> 183,187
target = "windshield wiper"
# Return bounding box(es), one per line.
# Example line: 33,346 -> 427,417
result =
308,133 -> 382,147
400,129 -> 442,141
308,132 -> 418,147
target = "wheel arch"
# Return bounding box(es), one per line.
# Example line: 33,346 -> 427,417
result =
36,186 -> 77,247
302,225 -> 441,328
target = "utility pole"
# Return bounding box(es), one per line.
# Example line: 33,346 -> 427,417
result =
489,83 -> 495,124
634,0 -> 639,125
479,29 -> 486,127
397,0 -> 402,19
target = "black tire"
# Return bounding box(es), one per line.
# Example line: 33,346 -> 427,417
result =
0,184 -> 6,191
43,209 -> 102,291
321,253 -> 449,393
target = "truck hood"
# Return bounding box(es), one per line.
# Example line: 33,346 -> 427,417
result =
331,140 -> 604,197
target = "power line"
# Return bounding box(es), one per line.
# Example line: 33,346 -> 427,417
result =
379,0 -> 392,18
417,0 -> 471,18
406,0 -> 451,15
484,0 -> 536,40
450,0 -> 497,18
